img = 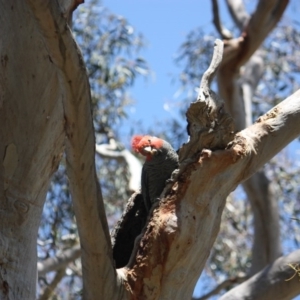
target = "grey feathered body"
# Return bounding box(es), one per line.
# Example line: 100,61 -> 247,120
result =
141,141 -> 178,211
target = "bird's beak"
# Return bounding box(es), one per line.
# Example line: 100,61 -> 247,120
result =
143,146 -> 152,153
142,146 -> 157,156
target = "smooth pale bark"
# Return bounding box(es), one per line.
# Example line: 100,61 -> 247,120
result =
0,1 -> 65,299
220,249 -> 300,300
24,1 -> 126,299
240,51 -> 265,128
234,89 -> 300,178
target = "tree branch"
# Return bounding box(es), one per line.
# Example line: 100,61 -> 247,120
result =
95,140 -> 142,192
25,1 -> 125,298
220,249 -> 300,300
37,245 -> 81,277
193,275 -> 248,300
0,1 -> 66,298
242,172 -> 281,275
218,0 -> 289,130
225,0 -> 249,30
222,0 -> 288,67
240,51 -> 265,127
180,39 -> 234,163
224,90 -> 300,275
39,268 -> 66,300
199,39 -> 224,94
211,0 -> 233,40
234,88 -> 300,180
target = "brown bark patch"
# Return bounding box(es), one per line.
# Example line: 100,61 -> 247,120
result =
256,107 -> 279,123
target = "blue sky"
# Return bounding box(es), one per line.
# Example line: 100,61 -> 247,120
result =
103,0 -> 217,130
103,1 -> 299,135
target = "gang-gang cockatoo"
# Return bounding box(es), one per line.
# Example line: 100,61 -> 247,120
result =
132,135 -> 178,211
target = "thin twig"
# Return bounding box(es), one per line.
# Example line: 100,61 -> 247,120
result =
198,39 -> 224,100
211,0 -> 233,39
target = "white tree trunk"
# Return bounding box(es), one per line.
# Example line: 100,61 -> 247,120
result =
0,1 -> 65,298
